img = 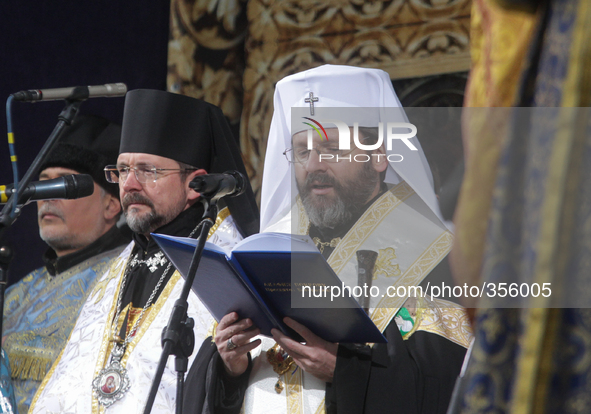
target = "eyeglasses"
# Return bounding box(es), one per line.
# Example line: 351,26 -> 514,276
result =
104,164 -> 196,184
283,144 -> 359,164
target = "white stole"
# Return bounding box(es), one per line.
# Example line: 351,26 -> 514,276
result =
31,211 -> 242,413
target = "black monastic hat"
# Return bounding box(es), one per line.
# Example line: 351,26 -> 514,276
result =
41,114 -> 121,198
120,89 -> 259,237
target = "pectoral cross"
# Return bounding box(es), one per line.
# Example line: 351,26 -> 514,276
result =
305,92 -> 319,115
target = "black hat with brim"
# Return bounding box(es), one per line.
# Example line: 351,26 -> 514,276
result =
41,114 -> 121,198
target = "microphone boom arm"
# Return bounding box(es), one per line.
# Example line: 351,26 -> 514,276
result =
0,98 -> 84,232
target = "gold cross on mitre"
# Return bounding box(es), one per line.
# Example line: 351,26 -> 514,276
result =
305,92 -> 319,115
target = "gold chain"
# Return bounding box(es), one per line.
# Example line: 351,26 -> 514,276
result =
312,237 -> 341,254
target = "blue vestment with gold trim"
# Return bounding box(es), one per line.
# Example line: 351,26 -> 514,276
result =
3,246 -> 125,414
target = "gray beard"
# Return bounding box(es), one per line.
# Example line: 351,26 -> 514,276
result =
125,209 -> 168,235
40,233 -> 85,253
299,162 -> 379,229
302,190 -> 350,229
38,204 -> 94,253
122,192 -> 178,235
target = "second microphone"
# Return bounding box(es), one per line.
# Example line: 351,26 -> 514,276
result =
0,174 -> 94,205
189,171 -> 245,199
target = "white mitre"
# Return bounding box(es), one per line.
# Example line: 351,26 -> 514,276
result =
260,64 -> 443,232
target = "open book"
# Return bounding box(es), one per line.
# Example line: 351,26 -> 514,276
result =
152,232 -> 386,344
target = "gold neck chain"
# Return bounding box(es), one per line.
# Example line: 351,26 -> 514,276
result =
312,236 -> 341,254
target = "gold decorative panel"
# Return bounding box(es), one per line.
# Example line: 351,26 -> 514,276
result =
168,0 -> 471,201
167,0 -> 247,125
241,0 -> 471,199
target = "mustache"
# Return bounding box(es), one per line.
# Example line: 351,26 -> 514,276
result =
122,193 -> 155,211
38,203 -> 65,221
305,172 -> 336,188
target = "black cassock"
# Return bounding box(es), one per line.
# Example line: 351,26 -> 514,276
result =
327,257 -> 468,413
325,325 -> 466,413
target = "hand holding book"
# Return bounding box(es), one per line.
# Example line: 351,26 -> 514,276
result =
271,317 -> 338,383
215,312 -> 260,377
152,232 -> 386,344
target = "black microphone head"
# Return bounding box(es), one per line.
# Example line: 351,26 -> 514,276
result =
226,171 -> 246,197
188,171 -> 246,199
65,174 -> 95,199
188,175 -> 210,193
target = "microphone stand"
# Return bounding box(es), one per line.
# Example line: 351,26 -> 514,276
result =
143,196 -> 220,414
0,96 -> 85,338
0,93 -> 86,232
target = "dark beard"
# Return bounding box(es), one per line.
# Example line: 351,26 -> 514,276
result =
123,193 -> 169,235
298,162 -> 379,229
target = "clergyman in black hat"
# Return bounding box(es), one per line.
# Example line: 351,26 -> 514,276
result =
3,114 -> 129,414
30,90 -> 259,413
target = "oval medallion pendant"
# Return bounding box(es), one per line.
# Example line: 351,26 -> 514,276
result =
92,345 -> 131,407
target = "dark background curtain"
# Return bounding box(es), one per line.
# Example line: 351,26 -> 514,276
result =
0,0 -> 171,284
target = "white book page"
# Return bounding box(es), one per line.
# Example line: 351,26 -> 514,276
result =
151,234 -> 232,256
233,232 -> 317,253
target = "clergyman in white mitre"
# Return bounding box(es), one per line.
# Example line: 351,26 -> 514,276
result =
185,65 -> 473,414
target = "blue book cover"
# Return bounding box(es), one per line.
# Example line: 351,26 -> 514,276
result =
152,232 -> 386,344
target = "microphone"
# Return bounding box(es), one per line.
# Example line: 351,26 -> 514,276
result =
189,171 -> 246,199
0,174 -> 95,205
11,83 -> 127,102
